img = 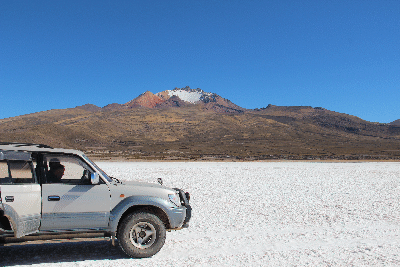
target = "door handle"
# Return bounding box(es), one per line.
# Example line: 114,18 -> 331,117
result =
5,196 -> 14,202
48,195 -> 60,201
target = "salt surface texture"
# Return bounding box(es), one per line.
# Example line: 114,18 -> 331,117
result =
1,162 -> 399,266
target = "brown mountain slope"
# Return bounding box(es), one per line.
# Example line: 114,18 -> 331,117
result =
155,96 -> 189,108
1,105 -> 400,160
125,91 -> 165,108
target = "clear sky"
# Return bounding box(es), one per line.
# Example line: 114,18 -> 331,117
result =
1,0 -> 399,123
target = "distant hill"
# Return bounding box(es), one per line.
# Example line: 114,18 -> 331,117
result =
1,87 -> 400,160
390,119 -> 400,126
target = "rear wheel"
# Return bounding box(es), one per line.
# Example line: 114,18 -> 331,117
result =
117,212 -> 166,258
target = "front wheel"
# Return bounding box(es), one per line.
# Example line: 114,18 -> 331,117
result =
117,212 -> 166,258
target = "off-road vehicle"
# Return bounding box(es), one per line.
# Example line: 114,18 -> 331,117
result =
0,143 -> 191,258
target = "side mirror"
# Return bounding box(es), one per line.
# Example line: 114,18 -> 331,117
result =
90,173 -> 100,185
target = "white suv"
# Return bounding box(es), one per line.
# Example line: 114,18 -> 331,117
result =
0,143 -> 191,258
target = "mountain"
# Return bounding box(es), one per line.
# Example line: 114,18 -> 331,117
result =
125,91 -> 165,108
1,87 -> 400,160
102,86 -> 245,114
156,87 -> 244,113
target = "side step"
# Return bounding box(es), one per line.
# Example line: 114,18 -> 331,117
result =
1,232 -> 107,245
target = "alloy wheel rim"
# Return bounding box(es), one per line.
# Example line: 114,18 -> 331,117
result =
129,222 -> 157,249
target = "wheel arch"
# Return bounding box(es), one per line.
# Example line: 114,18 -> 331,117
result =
118,205 -> 170,231
0,213 -> 13,231
109,196 -> 173,234
0,205 -> 19,237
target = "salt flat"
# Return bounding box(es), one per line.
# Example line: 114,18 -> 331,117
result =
2,162 -> 400,266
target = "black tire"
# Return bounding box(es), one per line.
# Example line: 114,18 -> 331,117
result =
117,212 -> 166,258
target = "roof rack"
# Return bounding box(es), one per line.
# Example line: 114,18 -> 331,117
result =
0,142 -> 53,149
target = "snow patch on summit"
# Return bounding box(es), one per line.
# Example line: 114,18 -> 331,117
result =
165,89 -> 203,103
158,88 -> 216,104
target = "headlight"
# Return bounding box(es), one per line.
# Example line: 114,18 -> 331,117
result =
168,193 -> 181,207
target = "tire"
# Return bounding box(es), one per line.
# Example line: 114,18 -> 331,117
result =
117,212 -> 166,258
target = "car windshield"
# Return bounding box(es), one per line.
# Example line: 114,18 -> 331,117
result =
82,154 -> 113,183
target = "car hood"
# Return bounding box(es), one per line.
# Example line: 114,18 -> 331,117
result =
108,180 -> 179,210
120,180 -> 174,191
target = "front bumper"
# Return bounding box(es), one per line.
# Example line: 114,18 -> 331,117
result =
169,188 -> 192,229
182,204 -> 191,228
167,204 -> 191,230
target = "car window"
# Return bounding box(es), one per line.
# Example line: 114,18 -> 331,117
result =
45,155 -> 94,185
0,161 -> 10,184
82,154 -> 112,183
0,160 -> 36,184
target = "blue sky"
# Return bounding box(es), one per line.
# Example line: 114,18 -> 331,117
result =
1,0 -> 399,123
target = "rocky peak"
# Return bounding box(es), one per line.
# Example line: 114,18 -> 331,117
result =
125,91 -> 165,108
121,87 -> 243,114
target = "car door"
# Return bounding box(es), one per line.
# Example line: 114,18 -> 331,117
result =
0,151 -> 41,238
40,154 -> 110,231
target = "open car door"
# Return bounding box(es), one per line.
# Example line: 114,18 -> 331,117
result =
0,151 -> 41,238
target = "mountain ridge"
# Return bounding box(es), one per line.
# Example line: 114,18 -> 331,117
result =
75,86 -> 246,114
2,87 -> 399,160
75,87 -> 399,124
